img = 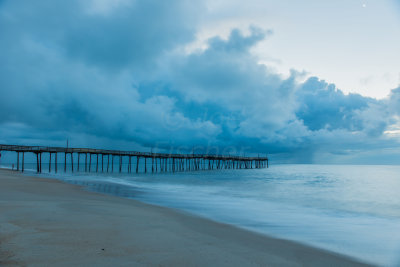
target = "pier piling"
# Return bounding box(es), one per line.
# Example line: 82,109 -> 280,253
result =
22,152 -> 24,172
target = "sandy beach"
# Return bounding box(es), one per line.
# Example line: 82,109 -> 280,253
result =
0,169 -> 372,266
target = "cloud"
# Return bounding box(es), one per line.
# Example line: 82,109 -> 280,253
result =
388,87 -> 400,115
295,77 -> 375,132
0,0 -> 399,163
166,28 -> 297,133
0,0 -> 210,145
0,0 -> 201,71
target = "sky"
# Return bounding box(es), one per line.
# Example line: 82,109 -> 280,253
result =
0,0 -> 399,163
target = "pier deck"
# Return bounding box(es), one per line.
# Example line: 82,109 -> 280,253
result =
0,144 -> 268,174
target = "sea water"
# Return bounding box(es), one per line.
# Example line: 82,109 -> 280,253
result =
7,164 -> 400,266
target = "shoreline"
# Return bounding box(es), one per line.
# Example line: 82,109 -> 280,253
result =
0,169 -> 372,266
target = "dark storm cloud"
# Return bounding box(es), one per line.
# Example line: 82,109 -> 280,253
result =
296,77 -> 374,132
0,0 -> 399,162
64,1 -> 199,70
0,0 -> 200,69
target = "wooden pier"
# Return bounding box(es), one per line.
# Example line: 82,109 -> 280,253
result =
0,144 -> 268,174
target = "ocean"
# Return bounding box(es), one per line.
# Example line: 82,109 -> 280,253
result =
3,162 -> 400,266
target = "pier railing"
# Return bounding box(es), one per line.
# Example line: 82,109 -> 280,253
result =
0,144 -> 268,174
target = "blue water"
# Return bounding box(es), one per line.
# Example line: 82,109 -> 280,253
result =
9,164 -> 400,266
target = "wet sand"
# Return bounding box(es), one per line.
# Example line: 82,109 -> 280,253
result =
0,169 -> 372,266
